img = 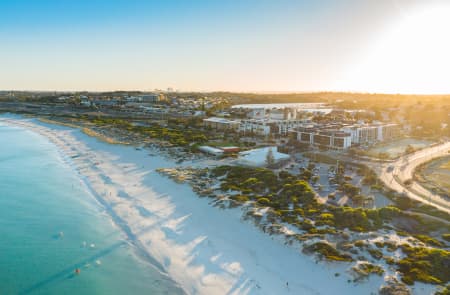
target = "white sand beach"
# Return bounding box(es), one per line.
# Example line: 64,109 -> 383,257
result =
1,116 -> 433,295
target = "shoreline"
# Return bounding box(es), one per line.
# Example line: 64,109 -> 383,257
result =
0,115 -> 436,295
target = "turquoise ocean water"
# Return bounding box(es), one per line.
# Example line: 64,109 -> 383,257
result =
0,122 -> 182,295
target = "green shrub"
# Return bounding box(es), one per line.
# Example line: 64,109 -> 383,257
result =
354,240 -> 365,248
397,245 -> 450,285
257,197 -> 271,206
294,208 -> 304,216
375,241 -> 384,248
368,248 -> 383,260
231,195 -> 249,203
303,242 -> 353,262
435,284 -> 450,295
353,262 -> 384,276
414,234 -> 444,247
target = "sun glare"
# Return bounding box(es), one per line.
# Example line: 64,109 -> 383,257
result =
339,3 -> 450,94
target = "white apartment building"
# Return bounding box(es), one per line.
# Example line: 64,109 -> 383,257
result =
247,107 -> 298,120
342,123 -> 399,144
239,119 -> 310,136
290,127 -> 352,149
203,117 -> 240,131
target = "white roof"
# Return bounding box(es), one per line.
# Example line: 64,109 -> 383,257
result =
235,147 -> 290,167
203,117 -> 239,124
198,146 -> 224,155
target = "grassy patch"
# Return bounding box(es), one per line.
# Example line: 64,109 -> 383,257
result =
303,242 -> 353,262
397,245 -> 450,285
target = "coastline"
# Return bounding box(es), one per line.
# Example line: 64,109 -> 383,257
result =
0,115 -> 435,295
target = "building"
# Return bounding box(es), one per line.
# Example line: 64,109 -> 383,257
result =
235,146 -> 290,167
220,146 -> 240,153
239,119 -> 272,136
239,118 -> 310,136
376,123 -> 399,141
126,93 -> 166,103
198,146 -> 224,156
203,117 -> 240,131
80,98 -> 92,107
247,107 -> 298,120
291,127 -> 352,149
198,146 -> 240,156
341,123 -> 399,144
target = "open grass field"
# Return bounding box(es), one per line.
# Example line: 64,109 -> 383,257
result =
366,138 -> 432,159
418,156 -> 450,196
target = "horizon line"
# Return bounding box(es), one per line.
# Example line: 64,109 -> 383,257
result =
2,89 -> 450,96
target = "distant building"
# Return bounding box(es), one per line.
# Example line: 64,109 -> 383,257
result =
247,107 -> 298,120
127,94 -> 166,103
92,99 -> 118,107
80,98 -> 92,107
203,117 -> 240,131
239,118 -> 310,136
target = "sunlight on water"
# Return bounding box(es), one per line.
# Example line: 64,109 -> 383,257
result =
0,123 -> 182,295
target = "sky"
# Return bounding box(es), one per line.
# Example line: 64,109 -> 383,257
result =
1,0 -> 450,93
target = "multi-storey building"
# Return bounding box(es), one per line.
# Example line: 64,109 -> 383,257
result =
341,123 -> 399,144
239,119 -> 310,136
290,127 -> 352,149
203,117 -> 240,131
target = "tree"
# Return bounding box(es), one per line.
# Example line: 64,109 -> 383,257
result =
342,182 -> 360,197
300,169 -> 312,181
266,148 -> 275,166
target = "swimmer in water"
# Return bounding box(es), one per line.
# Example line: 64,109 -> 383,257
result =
75,268 -> 80,275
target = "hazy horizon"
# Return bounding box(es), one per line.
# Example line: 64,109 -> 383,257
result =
1,0 -> 450,94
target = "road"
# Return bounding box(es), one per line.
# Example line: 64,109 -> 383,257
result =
373,141 -> 450,214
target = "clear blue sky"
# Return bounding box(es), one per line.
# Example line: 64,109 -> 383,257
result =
1,0 -> 449,93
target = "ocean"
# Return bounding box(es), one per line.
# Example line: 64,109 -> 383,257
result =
0,121 -> 183,295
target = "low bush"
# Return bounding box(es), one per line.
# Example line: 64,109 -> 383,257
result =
303,242 -> 353,262
397,245 -> 450,285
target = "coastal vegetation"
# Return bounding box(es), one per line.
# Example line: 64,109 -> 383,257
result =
156,166 -> 450,285
166,164 -> 450,287
88,117 -> 209,147
303,242 -> 353,262
397,244 -> 450,285
352,262 -> 384,279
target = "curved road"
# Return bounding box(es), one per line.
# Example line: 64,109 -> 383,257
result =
373,141 -> 450,214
